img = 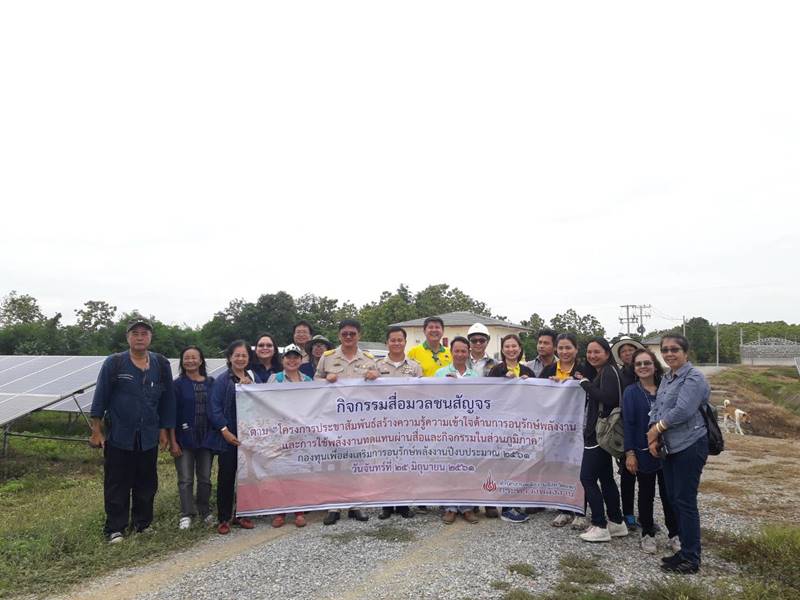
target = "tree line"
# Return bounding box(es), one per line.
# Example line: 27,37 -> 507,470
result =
1,288 -> 796,363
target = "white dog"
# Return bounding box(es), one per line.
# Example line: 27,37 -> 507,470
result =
722,399 -> 751,435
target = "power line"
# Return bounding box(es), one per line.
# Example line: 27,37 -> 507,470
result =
619,304 -> 651,336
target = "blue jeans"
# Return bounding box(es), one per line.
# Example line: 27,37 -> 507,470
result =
662,436 -> 708,565
174,447 -> 213,518
580,446 -> 622,528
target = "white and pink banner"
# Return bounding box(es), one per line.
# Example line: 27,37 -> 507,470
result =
234,378 -> 586,516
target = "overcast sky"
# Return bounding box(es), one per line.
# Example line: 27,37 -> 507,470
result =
1,1 -> 797,338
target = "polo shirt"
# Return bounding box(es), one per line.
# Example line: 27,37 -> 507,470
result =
434,364 -> 478,378
408,341 -> 452,377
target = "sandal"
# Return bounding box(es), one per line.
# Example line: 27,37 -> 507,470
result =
271,515 -> 286,528
295,514 -> 306,528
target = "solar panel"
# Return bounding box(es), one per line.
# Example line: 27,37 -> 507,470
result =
44,358 -> 230,414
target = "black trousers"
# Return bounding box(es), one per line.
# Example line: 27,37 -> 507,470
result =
618,459 -> 637,516
637,469 -> 679,538
217,446 -> 238,523
580,446 -> 622,528
103,443 -> 158,536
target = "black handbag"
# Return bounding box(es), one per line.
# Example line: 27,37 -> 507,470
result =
699,402 -> 724,455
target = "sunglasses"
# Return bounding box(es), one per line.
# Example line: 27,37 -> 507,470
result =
660,346 -> 683,354
340,331 -> 358,338
470,338 -> 488,344
634,360 -> 654,367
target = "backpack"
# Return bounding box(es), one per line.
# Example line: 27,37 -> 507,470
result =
595,366 -> 625,459
700,401 -> 725,456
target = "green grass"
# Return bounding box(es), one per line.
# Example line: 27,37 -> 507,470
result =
491,580 -> 511,590
0,413 -> 215,599
508,562 -> 537,578
323,524 -> 416,544
558,554 -> 612,585
704,525 -> 800,594
502,590 -> 537,600
714,367 -> 800,415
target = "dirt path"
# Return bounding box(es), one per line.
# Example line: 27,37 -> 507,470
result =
45,434 -> 799,600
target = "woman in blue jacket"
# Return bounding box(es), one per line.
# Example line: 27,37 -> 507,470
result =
251,333 -> 282,383
647,334 -> 710,574
170,346 -> 216,530
622,348 -> 679,555
207,339 -> 256,534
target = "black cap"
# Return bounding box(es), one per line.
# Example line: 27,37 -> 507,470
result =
126,318 -> 153,333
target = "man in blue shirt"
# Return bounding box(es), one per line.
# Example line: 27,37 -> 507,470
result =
89,318 -> 176,543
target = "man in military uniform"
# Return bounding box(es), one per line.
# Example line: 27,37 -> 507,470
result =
315,318 -> 378,525
375,326 -> 421,520
407,316 -> 452,377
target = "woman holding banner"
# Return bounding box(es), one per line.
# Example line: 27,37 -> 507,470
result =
487,334 -> 535,524
538,332 -> 589,528
206,340 -> 256,535
574,337 -> 627,542
267,344 -> 312,528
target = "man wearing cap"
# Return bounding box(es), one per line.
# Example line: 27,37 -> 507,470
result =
524,329 -> 558,378
466,323 -> 496,376
407,316 -> 452,377
611,335 -> 646,531
315,319 -> 379,525
292,320 -> 314,364
89,319 -> 176,543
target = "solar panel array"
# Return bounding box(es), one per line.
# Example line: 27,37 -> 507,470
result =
0,356 -> 229,425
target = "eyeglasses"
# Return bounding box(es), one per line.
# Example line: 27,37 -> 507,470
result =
634,360 -> 654,367
470,338 -> 488,344
257,343 -> 274,348
340,331 -> 358,338
660,346 -> 683,354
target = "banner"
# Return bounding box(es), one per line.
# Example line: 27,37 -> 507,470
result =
234,378 -> 586,516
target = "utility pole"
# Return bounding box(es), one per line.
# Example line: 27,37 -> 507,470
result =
619,304 -> 637,335
682,316 -> 686,336
716,323 -> 720,367
619,304 -> 651,336
740,327 -> 743,346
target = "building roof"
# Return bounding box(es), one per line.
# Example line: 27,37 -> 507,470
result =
391,311 -> 530,331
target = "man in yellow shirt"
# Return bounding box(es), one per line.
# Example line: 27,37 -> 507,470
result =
407,317 -> 452,377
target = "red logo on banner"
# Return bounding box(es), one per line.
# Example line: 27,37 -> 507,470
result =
482,471 -> 497,492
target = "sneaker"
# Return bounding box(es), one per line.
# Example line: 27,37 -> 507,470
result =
217,521 -> 231,535
500,508 -> 529,523
580,525 -> 612,543
667,535 -> 682,554
179,517 -> 191,530
203,514 -> 217,526
660,558 -> 699,574
442,510 -> 457,524
525,507 -> 545,514
232,517 -> 255,529
484,507 -> 500,519
640,534 -> 658,554
397,507 -> 414,519
108,532 -> 124,544
571,516 -> 590,530
462,510 -> 479,524
348,509 -> 369,522
323,511 -> 340,526
136,526 -> 155,535
624,514 -> 640,531
378,508 -> 393,520
551,513 -> 575,528
271,515 -> 285,528
607,520 -> 629,538
662,551 -> 681,564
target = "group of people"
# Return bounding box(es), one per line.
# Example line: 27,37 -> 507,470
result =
89,315 -> 711,575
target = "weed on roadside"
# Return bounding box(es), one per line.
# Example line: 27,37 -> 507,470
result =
508,563 -> 537,578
